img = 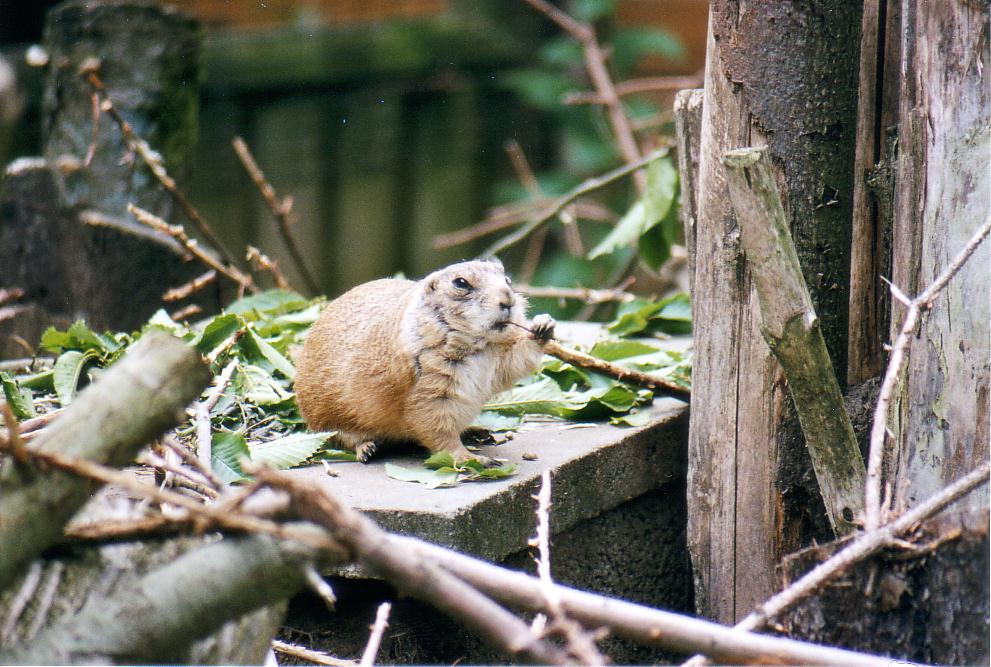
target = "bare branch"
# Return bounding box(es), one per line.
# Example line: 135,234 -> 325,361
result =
360,602 -> 392,667
163,270 -> 217,303
247,463 -> 570,666
542,338 -> 689,397
515,283 -> 637,304
128,203 -> 258,294
246,245 -> 290,290
521,0 -> 645,192
865,212 -> 991,529
232,136 -> 321,296
272,640 -> 358,667
79,59 -> 235,266
483,147 -> 669,257
563,73 -> 705,105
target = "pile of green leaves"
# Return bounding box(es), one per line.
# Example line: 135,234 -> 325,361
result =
2,289 -> 691,486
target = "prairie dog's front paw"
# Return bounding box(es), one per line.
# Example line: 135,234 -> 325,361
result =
530,314 -> 556,342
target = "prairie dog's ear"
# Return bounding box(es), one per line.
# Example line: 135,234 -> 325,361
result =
426,277 -> 438,292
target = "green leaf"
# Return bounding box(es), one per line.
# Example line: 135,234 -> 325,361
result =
484,377 -> 586,417
226,289 -> 308,317
588,200 -> 648,260
588,340 -> 661,361
384,463 -> 460,489
235,364 -> 292,405
53,349 -> 99,406
18,369 -> 53,391
1,372 -> 35,419
40,320 -> 117,355
242,329 -> 296,379
476,464 -> 518,479
608,293 -> 692,337
192,314 -> 242,355
313,448 -> 359,462
144,309 -> 187,336
501,69 -> 577,110
471,411 -> 523,432
609,410 -> 653,427
538,36 -> 584,67
424,451 -> 456,470
212,431 -> 251,484
612,27 -> 685,73
571,0 -> 616,22
587,157 -> 678,262
248,432 -> 332,469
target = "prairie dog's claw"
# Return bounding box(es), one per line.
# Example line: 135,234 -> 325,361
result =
530,314 -> 556,342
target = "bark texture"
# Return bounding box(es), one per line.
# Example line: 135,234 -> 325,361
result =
778,509 -> 990,665
888,0 -> 990,514
688,1 -> 863,623
42,0 -> 200,219
0,332 -> 209,592
0,1 -> 222,336
0,531 -> 320,664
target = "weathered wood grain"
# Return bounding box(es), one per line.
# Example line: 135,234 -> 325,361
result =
847,0 -> 900,385
888,0 -> 990,513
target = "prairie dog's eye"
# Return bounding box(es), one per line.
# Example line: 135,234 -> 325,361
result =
452,277 -> 473,290
505,276 -> 512,286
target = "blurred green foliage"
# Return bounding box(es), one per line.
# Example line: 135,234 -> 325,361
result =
495,0 -> 687,320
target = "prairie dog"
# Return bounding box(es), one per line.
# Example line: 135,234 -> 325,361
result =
294,260 -> 555,464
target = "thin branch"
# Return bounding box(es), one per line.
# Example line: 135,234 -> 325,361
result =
682,460 -> 990,667
79,59 -> 235,266
483,147 -> 669,257
0,287 -> 25,306
246,245 -> 290,290
1,404 -> 29,464
170,304 -> 202,322
542,338 -> 690,397
0,444 -> 346,559
138,451 -> 219,500
521,0 -> 645,193
247,463 -> 571,666
395,536 -> 895,666
163,270 -> 217,303
128,203 -> 258,294
529,470 -> 608,665
515,283 -> 637,305
360,602 -> 392,667
232,136 -> 321,296
864,212 -> 991,529
563,73 -> 706,105
272,640 -> 358,667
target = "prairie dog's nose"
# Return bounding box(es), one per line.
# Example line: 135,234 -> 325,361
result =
499,288 -> 514,312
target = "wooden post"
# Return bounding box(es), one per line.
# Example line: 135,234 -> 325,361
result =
887,1 -> 990,513
722,147 -> 866,536
0,1 -> 218,335
688,3 -> 864,623
673,89 -> 703,296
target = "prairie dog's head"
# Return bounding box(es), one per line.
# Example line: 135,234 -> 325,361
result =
419,259 -> 526,341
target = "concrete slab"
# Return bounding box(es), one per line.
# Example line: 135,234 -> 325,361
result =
287,323 -> 691,564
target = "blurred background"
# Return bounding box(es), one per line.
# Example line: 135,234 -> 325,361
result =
0,0 -> 706,318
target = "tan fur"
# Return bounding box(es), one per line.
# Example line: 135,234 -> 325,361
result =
294,260 -> 554,464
